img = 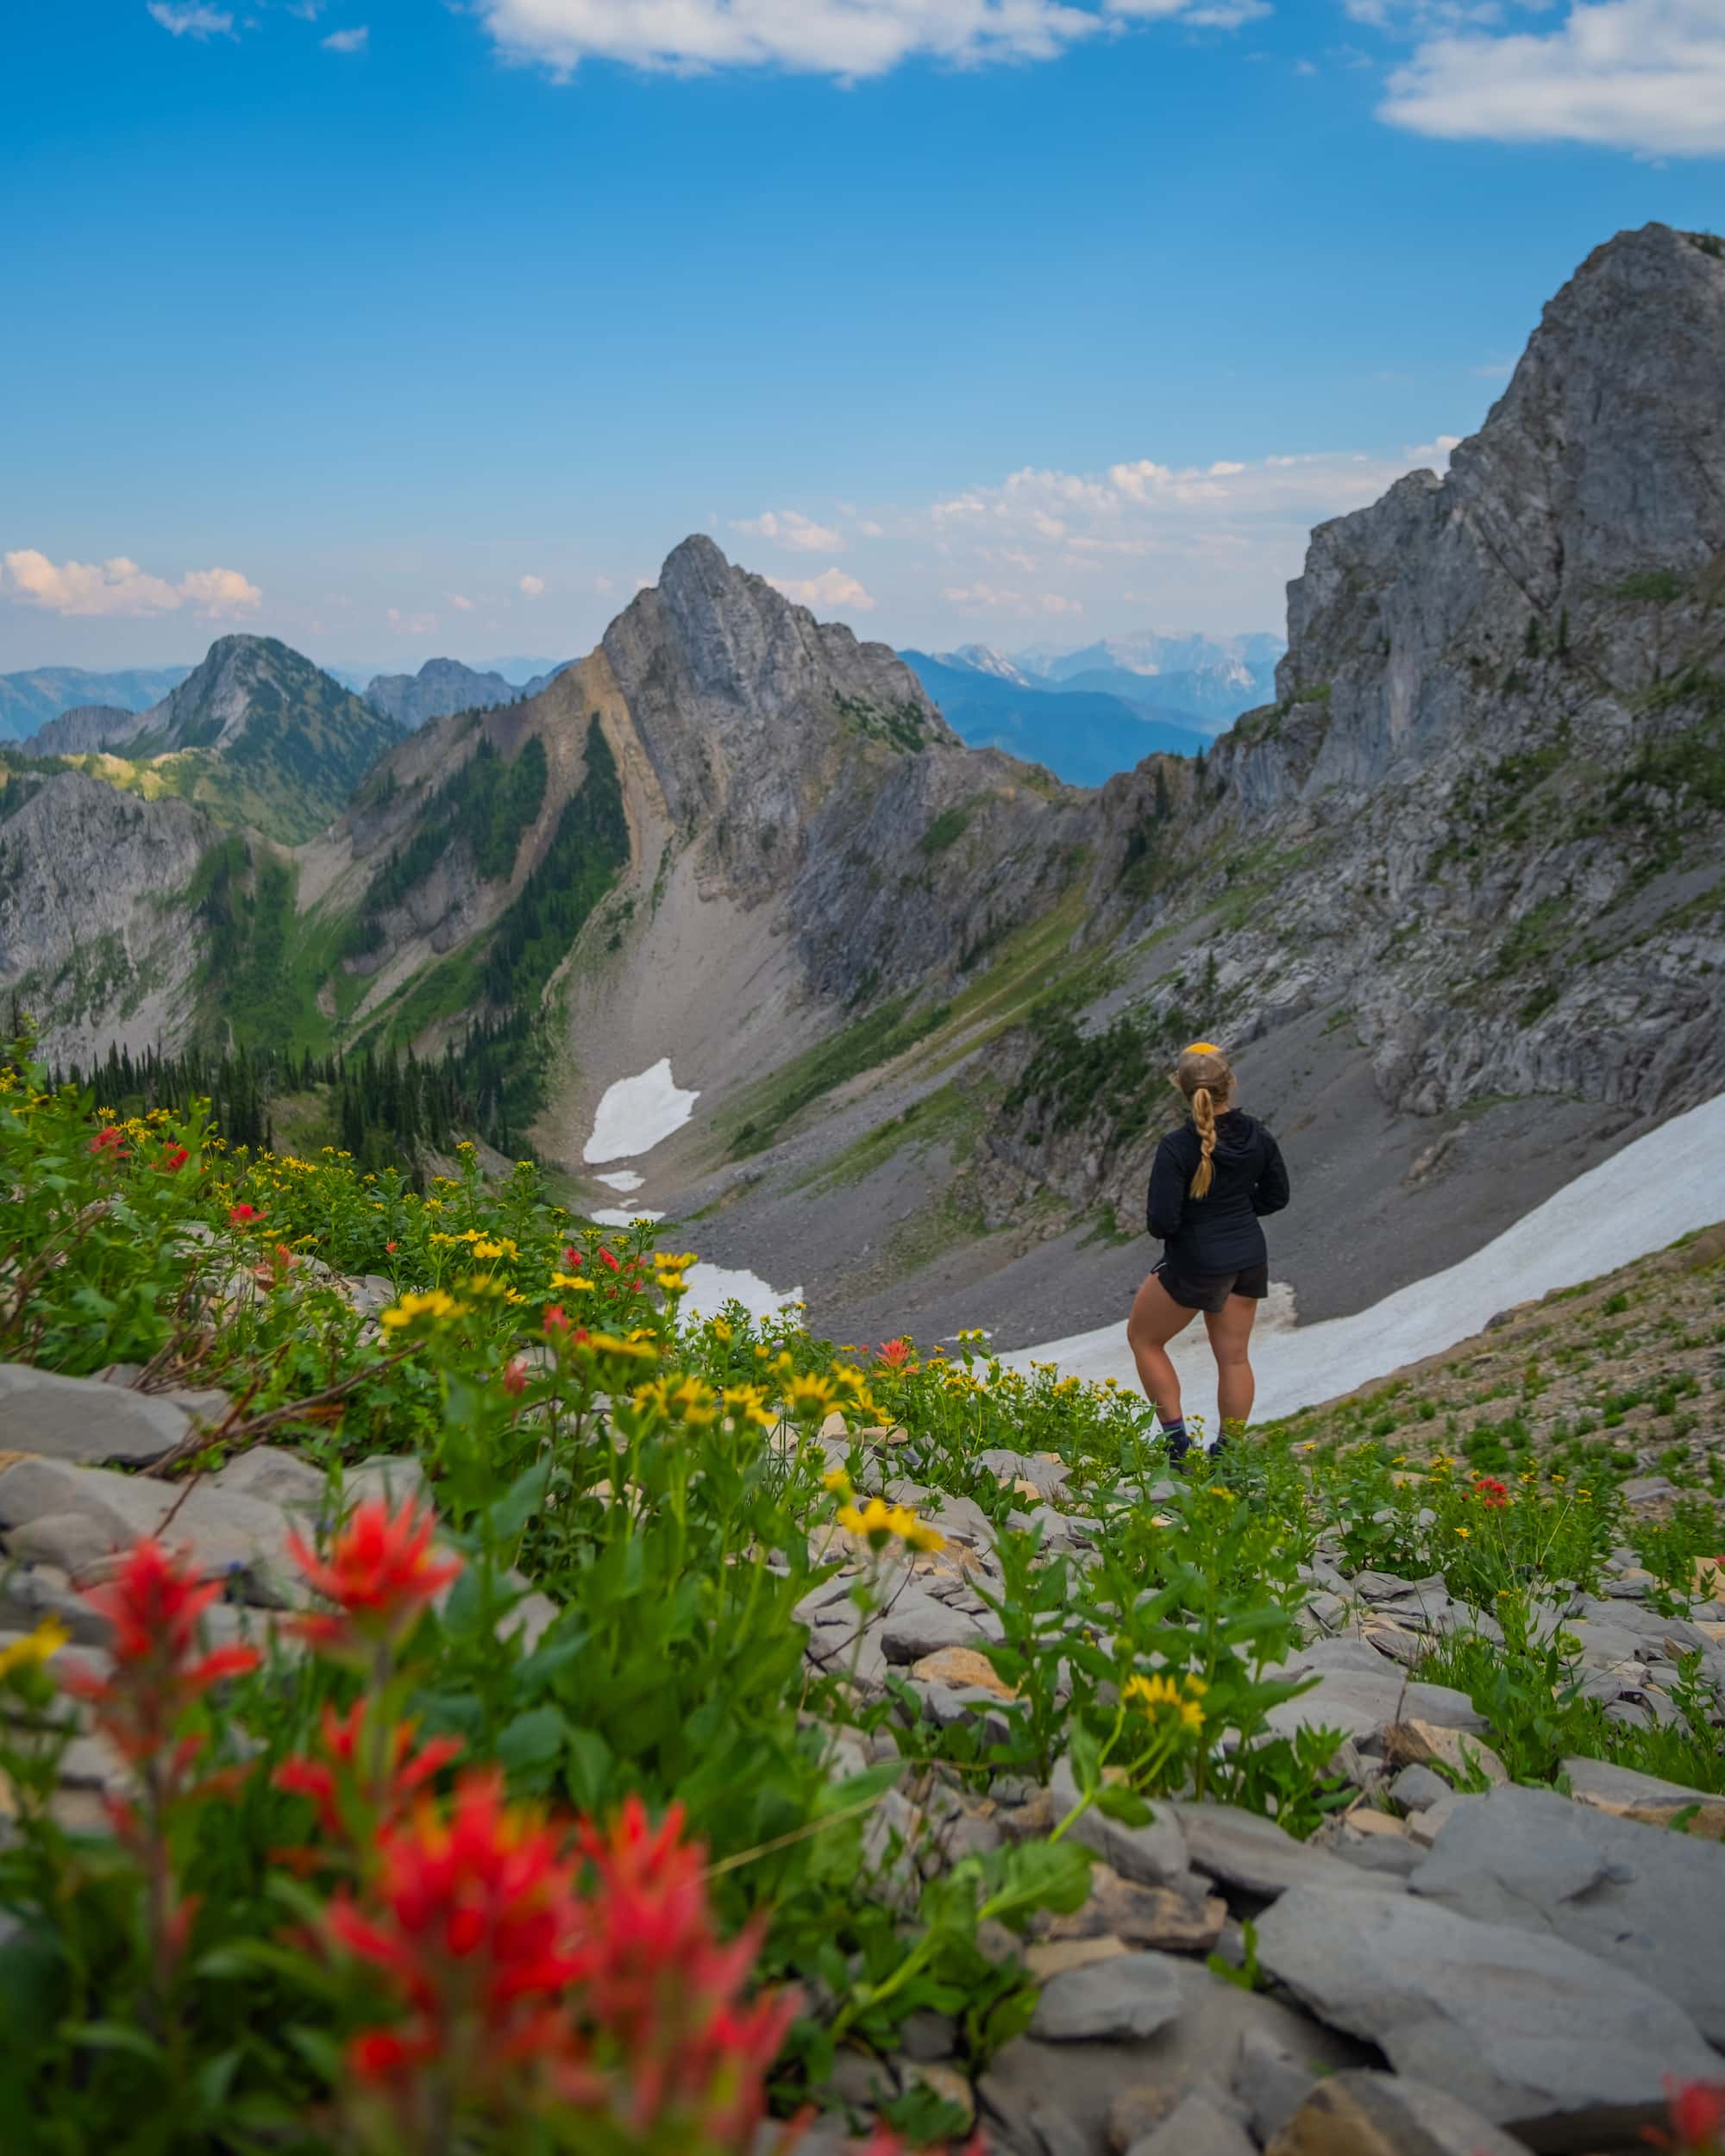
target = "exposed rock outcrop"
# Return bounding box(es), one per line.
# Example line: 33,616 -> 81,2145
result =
363,657 -> 517,730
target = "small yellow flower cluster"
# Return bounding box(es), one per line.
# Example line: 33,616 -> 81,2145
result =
380,1288 -> 469,1332
0,1618 -> 68,1681
836,1495 -> 947,1553
1123,1669 -> 1208,1730
632,1374 -> 719,1427
654,1250 -> 697,1294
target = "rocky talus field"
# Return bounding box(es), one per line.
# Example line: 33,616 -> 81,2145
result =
0,1062 -> 1721,2153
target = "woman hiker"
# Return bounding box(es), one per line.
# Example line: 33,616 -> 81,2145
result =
1126,1042 -> 1289,1462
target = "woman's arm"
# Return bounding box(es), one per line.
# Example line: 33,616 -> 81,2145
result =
1146,1132 -> 1189,1240
1251,1131 -> 1290,1218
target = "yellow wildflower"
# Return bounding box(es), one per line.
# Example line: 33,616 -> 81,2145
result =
380,1288 -> 468,1331
722,1384 -> 777,1431
1455,1526 -> 1471,1539
836,1496 -> 946,1553
1122,1670 -> 1207,1731
0,1618 -> 68,1680
550,1273 -> 597,1293
785,1374 -> 837,1415
822,1466 -> 853,1495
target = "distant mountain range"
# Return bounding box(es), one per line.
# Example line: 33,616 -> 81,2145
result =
0,664 -> 193,742
896,630 -> 1280,785
899,649 -> 1212,785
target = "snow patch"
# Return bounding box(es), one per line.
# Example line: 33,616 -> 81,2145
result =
597,1170 -> 643,1193
585,1060 -> 699,1164
592,1207 -> 666,1228
1009,1092 -> 1725,1424
681,1263 -> 804,1328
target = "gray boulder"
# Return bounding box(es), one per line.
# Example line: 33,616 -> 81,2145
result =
1048,1755 -> 1189,1888
0,1363 -> 190,1468
1410,1781 -> 1725,2041
1265,2070 -> 1532,2156
1254,1882 -> 1719,2148
1029,1952 -> 1186,2042
1172,1802 -> 1404,1901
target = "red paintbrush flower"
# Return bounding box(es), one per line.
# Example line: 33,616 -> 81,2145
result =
159,1144 -> 190,1173
1472,1476 -> 1510,1509
876,1337 -> 913,1370
62,1539 -> 259,1763
287,1496 -> 461,1660
1647,2079 -> 1725,2153
229,1201 -> 262,1225
275,1699 -> 462,1841
329,1771 -> 588,2101
89,1125 -> 127,1160
597,1247 -> 620,1275
501,1360 -> 529,1398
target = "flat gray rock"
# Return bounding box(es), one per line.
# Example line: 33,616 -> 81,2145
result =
1262,1642 -> 1486,1747
1049,1754 -> 1189,1887
0,1456 -> 304,1605
1410,1782 -> 1725,2042
210,1446 -> 327,1508
880,1595 -> 994,1663
1126,2089 -> 1255,2156
0,1363 -> 190,1468
1267,2069 -> 1530,2156
1254,1882 -> 1719,2148
981,1968 -> 1366,2156
1172,1802 -> 1404,1900
1030,1952 -> 1186,2042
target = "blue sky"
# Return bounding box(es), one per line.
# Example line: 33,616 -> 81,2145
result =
3,0 -> 1722,674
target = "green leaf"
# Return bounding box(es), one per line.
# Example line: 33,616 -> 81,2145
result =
61,2021 -> 169,2071
497,1703 -> 566,1785
1066,1721 -> 1102,1797
563,1726 -> 615,1812
486,1458 -> 552,1543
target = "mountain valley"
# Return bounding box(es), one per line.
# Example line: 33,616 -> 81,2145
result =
4,222 -> 1723,1360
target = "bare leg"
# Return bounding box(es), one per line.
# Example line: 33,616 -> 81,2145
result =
1203,1293 -> 1258,1430
1126,1273 -> 1200,1420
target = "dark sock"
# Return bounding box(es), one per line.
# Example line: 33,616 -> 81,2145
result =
1158,1416 -> 1189,1460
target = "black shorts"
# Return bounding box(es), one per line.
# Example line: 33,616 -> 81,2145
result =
1155,1260 -> 1269,1313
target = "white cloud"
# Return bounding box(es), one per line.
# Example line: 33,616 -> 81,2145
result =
857,519 -> 886,538
735,509 -> 846,553
478,0 -> 1265,80
768,567 -> 877,613
1,549 -> 260,618
518,573 -> 547,597
147,3 -> 235,37
1404,433 -> 1462,466
321,24 -> 368,51
887,436 -> 1465,633
594,574 -> 616,594
1378,0 -> 1725,154
448,592 -> 476,611
387,606 -> 439,637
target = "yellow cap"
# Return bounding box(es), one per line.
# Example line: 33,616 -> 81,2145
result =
1184,1041 -> 1221,1056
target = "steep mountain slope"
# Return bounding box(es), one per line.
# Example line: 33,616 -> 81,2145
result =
0,769 -> 217,1062
0,663 -> 191,742
61,637 -> 403,844
899,649 -> 1210,782
668,223 -> 1725,1344
363,657 -> 518,730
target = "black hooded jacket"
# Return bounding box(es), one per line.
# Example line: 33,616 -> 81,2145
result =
1145,1109 -> 1289,1275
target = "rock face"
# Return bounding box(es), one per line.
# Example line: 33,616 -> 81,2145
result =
0,770 -> 214,1061
363,657 -> 517,730
24,704 -> 150,757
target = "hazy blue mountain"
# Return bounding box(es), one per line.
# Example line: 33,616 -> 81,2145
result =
899,649 -> 1209,786
477,655 -> 568,686
0,663 -> 193,742
365,657 -> 518,730
1010,631 -> 1283,733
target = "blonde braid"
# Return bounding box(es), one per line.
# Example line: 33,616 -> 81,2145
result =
1172,1041 -> 1233,1199
1189,1084 -> 1217,1197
